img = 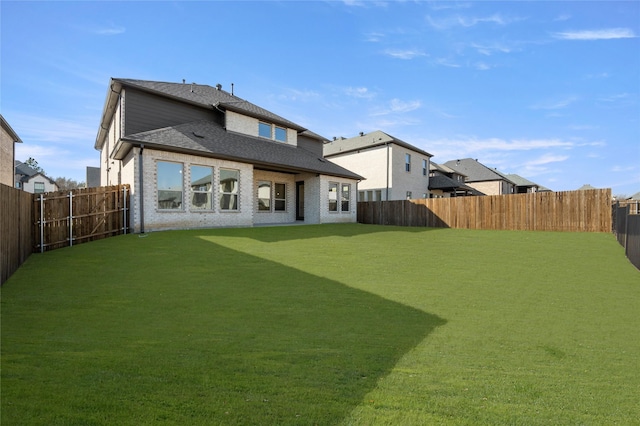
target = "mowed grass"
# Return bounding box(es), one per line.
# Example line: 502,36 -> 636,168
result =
1,224 -> 639,425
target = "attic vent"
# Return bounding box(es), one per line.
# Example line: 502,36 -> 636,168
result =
192,132 -> 204,138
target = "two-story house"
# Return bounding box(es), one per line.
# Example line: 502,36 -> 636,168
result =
443,158 -> 515,196
14,161 -> 59,193
94,78 -> 362,232
323,130 -> 432,201
429,161 -> 483,197
1,115 -> 22,187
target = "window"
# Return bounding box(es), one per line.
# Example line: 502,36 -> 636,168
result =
259,122 -> 271,139
34,182 -> 45,193
275,127 -> 287,142
190,166 -> 213,210
274,183 -> 286,211
406,191 -> 412,200
157,161 -> 183,209
341,184 -> 350,212
375,190 -> 382,201
329,182 -> 338,212
219,169 -> 239,210
423,159 -> 428,176
405,154 -> 411,172
258,181 -> 271,211
260,122 -> 287,143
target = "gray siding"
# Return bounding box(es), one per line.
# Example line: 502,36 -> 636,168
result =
297,134 -> 323,157
123,88 -> 222,136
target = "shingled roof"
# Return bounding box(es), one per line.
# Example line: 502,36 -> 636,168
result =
96,79 -> 322,150
116,120 -> 362,180
443,158 -> 515,183
324,130 -> 432,158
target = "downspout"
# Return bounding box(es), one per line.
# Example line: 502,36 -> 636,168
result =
138,144 -> 145,234
386,142 -> 390,201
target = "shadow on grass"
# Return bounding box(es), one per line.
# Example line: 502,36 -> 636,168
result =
206,222 -> 440,243
1,229 -> 446,425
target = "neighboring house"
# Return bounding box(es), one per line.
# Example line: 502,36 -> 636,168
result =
86,166 -> 101,188
577,184 -> 597,191
323,130 -> 432,201
429,162 -> 483,197
505,174 -> 540,194
95,78 -> 362,232
14,161 -> 59,193
443,158 -> 515,196
1,115 -> 22,187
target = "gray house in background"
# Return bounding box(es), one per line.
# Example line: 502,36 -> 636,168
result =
443,158 -> 516,196
95,78 -> 362,232
86,166 -> 101,188
429,162 -> 483,197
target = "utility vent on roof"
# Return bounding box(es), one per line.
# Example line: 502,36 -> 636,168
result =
192,132 -> 204,138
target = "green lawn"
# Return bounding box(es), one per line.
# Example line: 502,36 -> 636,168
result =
2,224 -> 639,425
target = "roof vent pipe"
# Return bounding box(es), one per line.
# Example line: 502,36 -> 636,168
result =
216,84 -> 222,90
359,132 -> 364,137
231,83 -> 234,96
191,82 -> 195,93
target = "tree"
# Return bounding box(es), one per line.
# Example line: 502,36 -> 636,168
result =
24,157 -> 45,174
54,177 -> 86,190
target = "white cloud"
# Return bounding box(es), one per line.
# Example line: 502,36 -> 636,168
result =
10,114 -> 96,143
474,62 -> 491,71
554,28 -> 636,40
345,86 -> 376,99
524,153 -> 569,166
389,98 -> 421,113
383,49 -> 427,59
427,13 -> 516,30
530,96 -> 579,110
471,42 -> 514,56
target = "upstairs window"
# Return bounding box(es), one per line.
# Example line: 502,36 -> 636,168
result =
259,122 -> 272,139
34,182 -> 45,193
259,122 -> 287,142
405,154 -> 411,172
423,159 -> 428,176
275,127 -> 287,142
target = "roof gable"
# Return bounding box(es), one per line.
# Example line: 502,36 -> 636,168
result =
443,158 -> 514,183
324,130 -> 432,158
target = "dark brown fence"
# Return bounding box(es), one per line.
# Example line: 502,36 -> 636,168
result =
34,185 -> 130,252
613,202 -> 640,270
1,184 -> 33,285
358,189 -> 612,233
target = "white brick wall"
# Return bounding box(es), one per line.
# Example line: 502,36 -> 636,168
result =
133,149 -> 254,232
253,170 -> 297,225
318,175 -> 358,224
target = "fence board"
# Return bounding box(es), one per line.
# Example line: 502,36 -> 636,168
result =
358,189 -> 612,233
1,184 -> 33,285
33,185 -> 130,252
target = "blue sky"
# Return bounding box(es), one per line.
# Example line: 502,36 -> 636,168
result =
2,1 -> 639,195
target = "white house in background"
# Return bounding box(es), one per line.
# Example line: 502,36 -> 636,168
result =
14,161 -> 59,193
323,130 -> 433,201
1,115 -> 22,187
94,78 -> 362,232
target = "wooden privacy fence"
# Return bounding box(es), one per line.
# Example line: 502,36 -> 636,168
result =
1,184 -> 33,285
613,202 -> 640,270
34,185 -> 130,252
358,189 -> 612,233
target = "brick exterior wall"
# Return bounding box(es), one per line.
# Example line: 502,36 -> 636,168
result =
225,111 -> 297,147
1,126 -> 15,187
253,170 -> 297,225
